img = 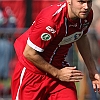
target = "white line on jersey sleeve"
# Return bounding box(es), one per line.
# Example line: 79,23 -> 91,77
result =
27,37 -> 44,52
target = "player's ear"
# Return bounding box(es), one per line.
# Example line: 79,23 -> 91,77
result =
67,0 -> 71,5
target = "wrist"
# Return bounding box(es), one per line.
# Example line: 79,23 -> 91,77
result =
52,69 -> 60,79
89,69 -> 98,75
89,69 -> 98,78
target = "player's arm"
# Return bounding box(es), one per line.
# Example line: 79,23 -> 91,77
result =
23,44 -> 59,77
23,44 -> 83,82
76,34 -> 100,93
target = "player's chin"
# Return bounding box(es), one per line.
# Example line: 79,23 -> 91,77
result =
79,15 -> 88,19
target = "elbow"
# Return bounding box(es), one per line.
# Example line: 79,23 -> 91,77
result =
23,44 -> 33,60
23,44 -> 38,62
23,51 -> 34,63
23,50 -> 30,60
23,48 -> 33,62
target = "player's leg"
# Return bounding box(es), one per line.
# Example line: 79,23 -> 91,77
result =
21,72 -> 48,100
11,61 -> 48,100
11,61 -> 24,100
47,82 -> 78,100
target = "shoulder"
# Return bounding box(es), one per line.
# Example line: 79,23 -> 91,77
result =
35,1 -> 67,22
31,1 -> 67,31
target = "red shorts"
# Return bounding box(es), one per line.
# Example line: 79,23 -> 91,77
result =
11,61 -> 78,100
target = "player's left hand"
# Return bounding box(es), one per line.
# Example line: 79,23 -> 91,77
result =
90,74 -> 100,94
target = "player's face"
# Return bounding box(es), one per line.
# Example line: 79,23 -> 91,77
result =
68,0 -> 92,19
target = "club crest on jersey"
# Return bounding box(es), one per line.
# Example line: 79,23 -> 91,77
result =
41,33 -> 51,41
46,26 -> 56,34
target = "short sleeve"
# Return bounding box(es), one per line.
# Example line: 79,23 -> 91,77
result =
27,17 -> 57,52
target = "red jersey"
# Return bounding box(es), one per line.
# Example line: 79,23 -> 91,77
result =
14,1 -> 93,72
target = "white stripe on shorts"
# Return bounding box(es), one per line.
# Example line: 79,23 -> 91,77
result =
16,67 -> 26,100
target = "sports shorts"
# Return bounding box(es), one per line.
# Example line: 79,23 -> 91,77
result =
11,61 -> 78,100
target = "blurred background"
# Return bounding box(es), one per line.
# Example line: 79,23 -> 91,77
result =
0,0 -> 100,100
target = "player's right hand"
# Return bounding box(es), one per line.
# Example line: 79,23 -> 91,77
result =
57,67 -> 83,82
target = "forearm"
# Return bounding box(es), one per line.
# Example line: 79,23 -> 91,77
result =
23,44 -> 84,82
76,34 -> 97,74
23,44 -> 59,78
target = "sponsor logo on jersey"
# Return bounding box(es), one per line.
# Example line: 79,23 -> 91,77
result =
59,31 -> 83,45
46,26 -> 56,34
82,26 -> 88,31
83,22 -> 89,27
69,23 -> 77,27
41,33 -> 51,41
82,22 -> 89,31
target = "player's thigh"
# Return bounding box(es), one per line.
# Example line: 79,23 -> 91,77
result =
48,87 -> 78,100
22,73 -> 47,100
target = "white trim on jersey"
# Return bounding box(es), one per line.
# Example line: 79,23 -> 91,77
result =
80,19 -> 82,29
27,37 -> 44,52
16,67 -> 26,100
65,17 -> 68,35
49,47 -> 59,64
53,3 -> 66,16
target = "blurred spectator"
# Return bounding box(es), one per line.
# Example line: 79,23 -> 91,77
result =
0,33 -> 14,80
95,18 -> 100,49
0,5 -> 8,28
93,0 -> 100,9
5,6 -> 17,28
0,4 -> 16,80
90,0 -> 100,29
0,4 -> 16,98
9,54 -> 18,78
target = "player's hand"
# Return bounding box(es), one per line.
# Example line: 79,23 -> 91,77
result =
90,73 -> 100,94
57,67 -> 83,82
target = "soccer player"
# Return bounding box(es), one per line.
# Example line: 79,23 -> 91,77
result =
11,0 -> 100,100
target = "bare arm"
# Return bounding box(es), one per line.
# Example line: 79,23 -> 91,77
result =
23,44 -> 83,82
76,34 -> 97,74
23,44 -> 59,77
76,34 -> 100,93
